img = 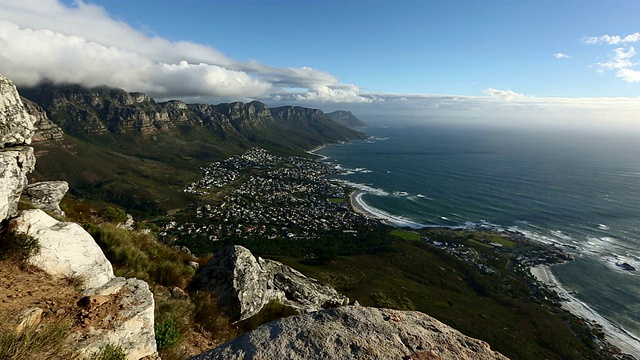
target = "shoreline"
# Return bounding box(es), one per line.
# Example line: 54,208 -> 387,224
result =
531,264 -> 640,359
350,187 -> 640,359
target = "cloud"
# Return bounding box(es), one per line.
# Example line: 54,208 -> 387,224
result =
554,53 -> 572,59
584,32 -> 640,45
483,88 -> 525,100
0,0 -> 359,102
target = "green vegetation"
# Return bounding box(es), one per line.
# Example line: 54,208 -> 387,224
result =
0,232 -> 40,265
86,222 -> 195,288
389,229 -> 422,241
94,344 -> 127,360
155,318 -> 181,350
328,197 -> 345,203
100,206 -> 127,223
0,316 -> 74,360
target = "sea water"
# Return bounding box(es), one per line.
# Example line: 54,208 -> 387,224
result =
316,121 -> 640,342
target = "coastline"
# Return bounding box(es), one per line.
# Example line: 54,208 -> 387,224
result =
350,187 -> 640,358
531,265 -> 640,359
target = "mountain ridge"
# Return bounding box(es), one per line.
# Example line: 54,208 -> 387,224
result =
19,82 -> 367,215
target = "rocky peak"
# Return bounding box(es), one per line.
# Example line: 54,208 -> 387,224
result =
326,110 -> 367,127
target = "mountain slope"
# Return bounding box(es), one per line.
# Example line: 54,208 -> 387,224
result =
20,83 -> 367,215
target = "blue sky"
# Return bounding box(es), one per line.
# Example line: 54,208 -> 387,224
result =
0,0 -> 639,124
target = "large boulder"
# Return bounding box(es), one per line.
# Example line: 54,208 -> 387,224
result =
9,209 -> 115,290
199,246 -> 348,321
21,181 -> 69,216
191,306 -> 509,360
0,146 -> 36,220
0,74 -> 34,147
72,277 -> 157,360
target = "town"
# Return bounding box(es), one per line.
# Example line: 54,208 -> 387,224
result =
160,148 -> 379,244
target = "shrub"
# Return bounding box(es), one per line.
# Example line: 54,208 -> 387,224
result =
100,206 -> 127,223
191,292 -> 237,340
94,344 -> 127,360
0,232 -> 40,264
155,318 -> 181,350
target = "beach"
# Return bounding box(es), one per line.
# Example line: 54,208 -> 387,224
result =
531,265 -> 640,359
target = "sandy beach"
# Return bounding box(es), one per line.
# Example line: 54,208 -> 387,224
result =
531,265 -> 640,359
349,190 -> 383,219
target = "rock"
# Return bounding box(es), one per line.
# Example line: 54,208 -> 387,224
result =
117,214 -> 135,230
0,74 -> 34,147
9,209 -> 115,290
199,245 -> 348,321
15,307 -> 44,334
20,97 -> 64,142
21,181 -> 69,216
74,277 -> 157,360
0,146 -> 36,220
325,110 -> 367,128
191,306 -> 509,360
170,286 -> 189,300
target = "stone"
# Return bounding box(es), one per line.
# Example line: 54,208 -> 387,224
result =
199,245 -> 348,321
191,306 -> 509,360
0,74 -> 34,147
0,146 -> 36,221
21,181 -> 69,216
15,307 -> 44,334
9,209 -> 115,290
74,278 -> 157,360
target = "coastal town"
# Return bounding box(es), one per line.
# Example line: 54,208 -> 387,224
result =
160,148 -> 379,244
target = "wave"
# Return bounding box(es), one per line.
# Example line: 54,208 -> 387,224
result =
351,191 -> 432,229
336,180 -> 389,196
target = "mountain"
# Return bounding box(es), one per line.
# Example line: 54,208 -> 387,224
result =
19,82 -> 367,216
325,110 -> 366,128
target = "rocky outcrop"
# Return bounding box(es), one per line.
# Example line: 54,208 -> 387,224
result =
21,97 -> 64,142
192,306 -> 509,360
0,146 -> 36,220
73,277 -> 157,360
21,181 -> 69,216
9,209 -> 115,290
199,246 -> 348,321
0,74 -> 34,147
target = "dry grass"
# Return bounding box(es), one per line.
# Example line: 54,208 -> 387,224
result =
0,315 -> 76,360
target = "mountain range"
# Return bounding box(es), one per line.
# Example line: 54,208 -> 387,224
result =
19,82 -> 367,215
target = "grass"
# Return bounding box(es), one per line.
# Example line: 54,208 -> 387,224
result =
0,316 -> 75,360
328,198 -> 345,204
0,232 -> 41,265
86,222 -> 195,288
93,344 -> 126,360
389,229 -> 422,241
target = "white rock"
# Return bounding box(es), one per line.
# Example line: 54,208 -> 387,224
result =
21,181 -> 69,216
75,278 -> 157,360
10,209 -> 115,290
199,245 -> 348,321
0,73 -> 34,147
0,146 -> 36,221
191,306 -> 509,360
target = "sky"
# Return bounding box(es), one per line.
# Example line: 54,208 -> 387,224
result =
0,0 -> 639,127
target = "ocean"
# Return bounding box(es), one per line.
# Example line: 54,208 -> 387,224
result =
315,121 -> 640,347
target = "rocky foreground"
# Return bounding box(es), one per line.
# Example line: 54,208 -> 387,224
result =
192,306 -> 508,360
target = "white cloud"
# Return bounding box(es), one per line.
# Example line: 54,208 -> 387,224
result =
584,32 -> 640,45
554,53 -> 572,59
616,68 -> 640,82
0,0 -> 359,102
483,88 -> 525,100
